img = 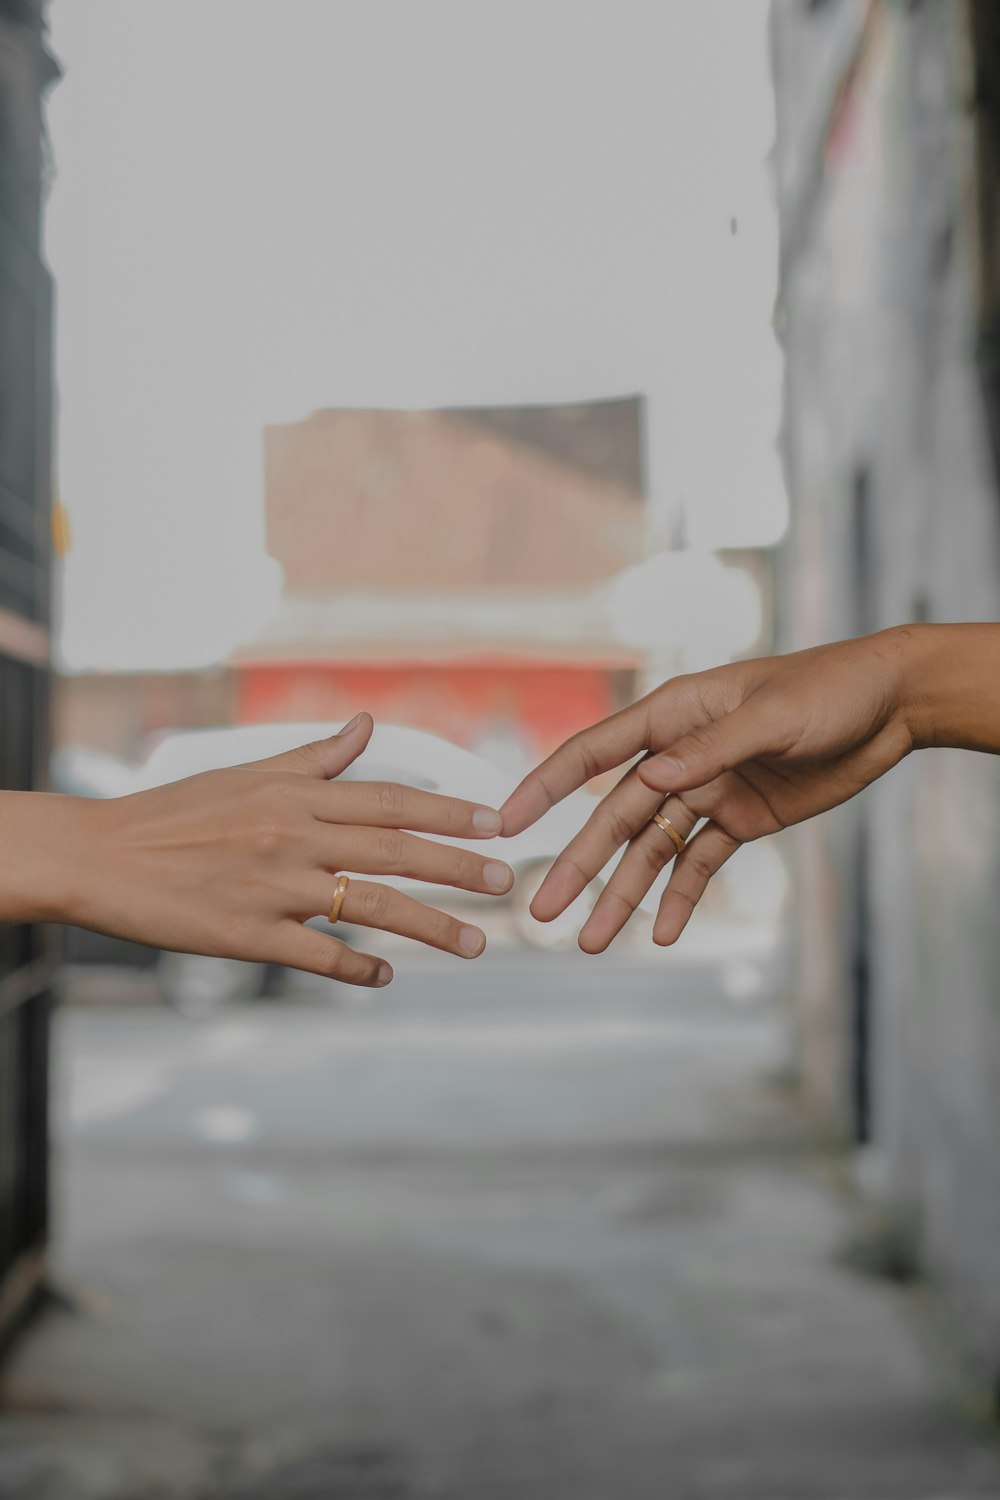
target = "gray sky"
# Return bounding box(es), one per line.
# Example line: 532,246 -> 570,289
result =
47,0 -> 781,670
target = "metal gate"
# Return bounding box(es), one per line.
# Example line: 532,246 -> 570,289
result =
0,0 -> 56,1341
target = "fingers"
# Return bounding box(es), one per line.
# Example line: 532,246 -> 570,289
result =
653,821 -> 741,945
314,781 -> 502,838
530,762 -> 664,922
499,701 -> 651,835
329,877 -> 487,960
272,920 -> 393,988
251,713 -> 375,779
577,796 -> 700,953
321,826 -> 514,896
638,698 -> 782,795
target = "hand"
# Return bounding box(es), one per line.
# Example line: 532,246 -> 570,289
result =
500,629 -> 918,951
61,713 -> 512,987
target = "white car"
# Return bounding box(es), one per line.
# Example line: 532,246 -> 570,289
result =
129,721 -> 605,1014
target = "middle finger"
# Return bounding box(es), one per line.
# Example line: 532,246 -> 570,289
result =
313,781 -> 502,839
318,825 -> 514,896
530,762 -> 664,922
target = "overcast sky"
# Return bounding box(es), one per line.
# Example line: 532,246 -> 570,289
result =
46,0 -> 781,671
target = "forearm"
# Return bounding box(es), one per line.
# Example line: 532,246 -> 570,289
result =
893,623 -> 1000,753
0,791 -> 91,925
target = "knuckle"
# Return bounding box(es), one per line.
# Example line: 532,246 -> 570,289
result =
637,838 -> 667,877
572,735 -> 601,783
376,829 -> 406,868
298,740 -> 327,773
374,782 -> 406,820
667,887 -> 697,915
442,803 -> 467,835
316,945 -> 344,979
439,917 -> 465,949
251,818 -> 284,860
605,806 -> 635,848
687,849 -> 716,882
360,883 -> 392,924
606,885 -> 638,918
682,727 -> 712,758
563,855 -> 593,892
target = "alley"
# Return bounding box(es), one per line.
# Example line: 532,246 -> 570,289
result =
1,949 -> 997,1499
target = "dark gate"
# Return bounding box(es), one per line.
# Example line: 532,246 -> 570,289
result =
0,0 -> 56,1342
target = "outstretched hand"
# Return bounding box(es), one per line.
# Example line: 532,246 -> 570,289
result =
65,713 -> 510,987
500,629 -> 917,951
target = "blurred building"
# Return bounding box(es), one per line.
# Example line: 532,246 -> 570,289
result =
0,0 -> 57,1349
773,0 -> 1000,1394
54,667 -> 235,758
231,399 -> 648,761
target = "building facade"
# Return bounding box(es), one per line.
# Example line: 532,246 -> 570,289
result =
773,0 -> 1000,1390
234,399 -> 649,763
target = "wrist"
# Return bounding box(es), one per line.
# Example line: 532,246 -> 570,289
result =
889,621 -> 1000,753
0,791 -> 98,926
877,624 -> 935,752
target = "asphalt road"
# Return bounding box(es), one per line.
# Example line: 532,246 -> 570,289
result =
1,947 -> 998,1500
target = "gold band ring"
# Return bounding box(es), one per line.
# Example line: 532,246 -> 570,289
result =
650,811 -> 686,856
327,874 -> 350,925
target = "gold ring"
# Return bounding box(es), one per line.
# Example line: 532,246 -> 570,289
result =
327,873 -> 350,925
650,812 -> 686,855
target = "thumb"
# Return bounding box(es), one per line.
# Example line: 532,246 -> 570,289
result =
638,699 -> 778,794
257,712 -> 374,779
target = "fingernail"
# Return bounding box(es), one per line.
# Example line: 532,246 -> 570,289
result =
658,755 -> 685,779
459,925 -> 486,957
472,807 -> 502,834
483,861 -> 513,893
376,962 -> 393,985
339,712 -> 364,735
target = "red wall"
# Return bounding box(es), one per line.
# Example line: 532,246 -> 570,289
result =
236,661 -> 628,758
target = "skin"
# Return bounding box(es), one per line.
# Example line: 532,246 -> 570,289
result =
0,712 -> 512,988
500,623 -> 1000,953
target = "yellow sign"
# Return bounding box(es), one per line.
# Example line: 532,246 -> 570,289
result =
51,498 -> 71,558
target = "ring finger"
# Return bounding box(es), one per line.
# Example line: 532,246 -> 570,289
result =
654,821 -> 741,947
312,875 -> 488,960
578,796 -> 699,953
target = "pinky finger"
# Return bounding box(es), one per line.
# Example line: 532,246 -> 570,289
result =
274,921 -> 393,988
653,822 -> 741,947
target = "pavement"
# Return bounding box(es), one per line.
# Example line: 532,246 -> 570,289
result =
0,944 -> 998,1500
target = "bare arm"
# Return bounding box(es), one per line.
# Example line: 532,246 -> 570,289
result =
895,623 -> 1000,753
0,713 -> 510,987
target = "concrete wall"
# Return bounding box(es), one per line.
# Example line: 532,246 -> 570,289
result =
772,0 -> 1000,1384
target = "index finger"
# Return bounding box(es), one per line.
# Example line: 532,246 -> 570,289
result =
312,781 -> 502,838
499,700 -> 651,835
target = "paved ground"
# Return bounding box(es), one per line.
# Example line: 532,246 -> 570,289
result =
1,946 -> 998,1499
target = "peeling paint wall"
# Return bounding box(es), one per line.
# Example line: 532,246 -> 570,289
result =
772,0 -> 1000,1382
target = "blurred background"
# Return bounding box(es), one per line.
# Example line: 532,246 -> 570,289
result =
46,0 -> 786,999
0,2 -> 999,1497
